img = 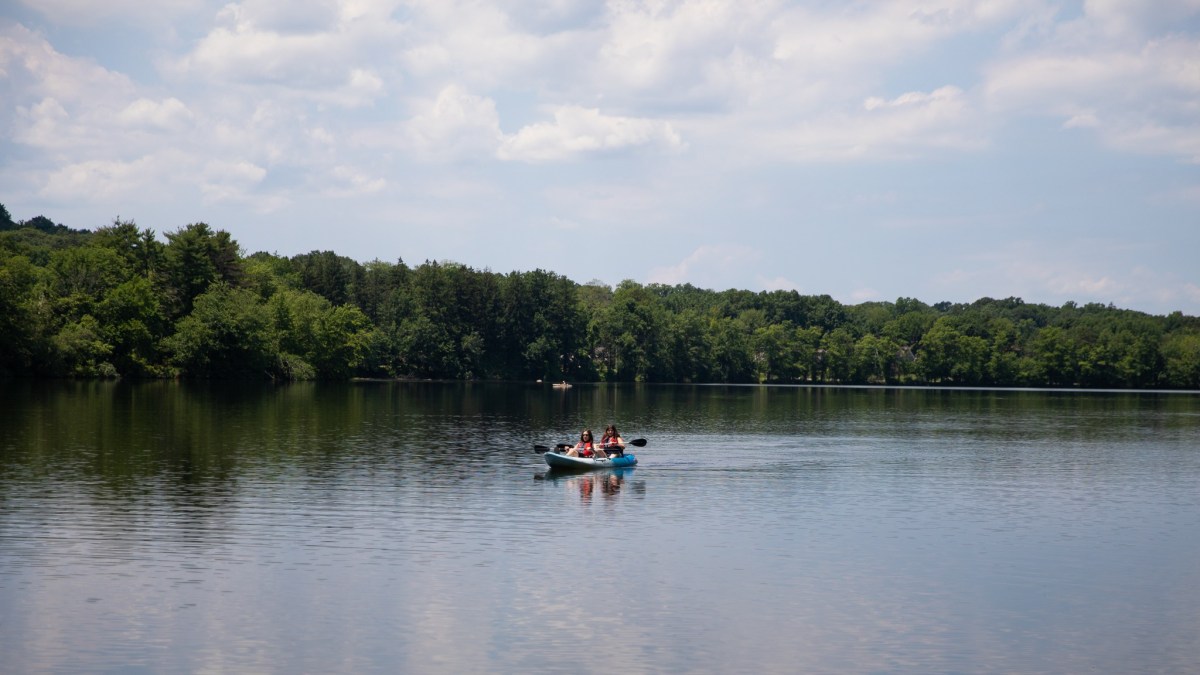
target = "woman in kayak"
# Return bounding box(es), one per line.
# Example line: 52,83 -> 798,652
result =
565,429 -> 605,458
599,424 -> 626,457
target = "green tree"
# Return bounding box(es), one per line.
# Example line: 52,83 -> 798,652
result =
163,223 -> 243,318
0,202 -> 15,230
707,315 -> 753,382
396,313 -> 458,378
592,281 -> 667,381
96,277 -> 163,376
292,250 -> 358,305
312,304 -> 374,378
819,327 -> 855,383
1160,332 -> 1200,388
1029,326 -> 1077,386
852,333 -> 900,384
753,322 -> 791,382
163,283 -> 277,378
0,254 -> 44,374
883,310 -> 935,347
49,245 -> 129,320
661,309 -> 711,382
92,219 -> 162,277
51,314 -> 116,377
793,326 -> 823,382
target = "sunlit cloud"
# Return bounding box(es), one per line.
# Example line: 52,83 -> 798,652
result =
499,106 -> 685,162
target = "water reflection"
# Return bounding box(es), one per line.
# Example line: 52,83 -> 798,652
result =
2,381 -> 1199,674
536,468 -> 645,503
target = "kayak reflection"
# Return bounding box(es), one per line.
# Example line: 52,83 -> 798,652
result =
537,467 -> 644,502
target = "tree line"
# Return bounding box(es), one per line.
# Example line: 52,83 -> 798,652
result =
2,205 -> 1198,388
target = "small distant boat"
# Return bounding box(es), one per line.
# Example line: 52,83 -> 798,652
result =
551,381 -> 572,388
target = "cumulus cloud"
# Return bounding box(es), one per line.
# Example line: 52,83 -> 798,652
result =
499,105 -> 685,162
393,89 -> 686,163
164,0 -> 399,109
400,85 -> 505,161
726,84 -> 983,162
1,23 -> 134,105
3,0 -> 1199,313
175,23 -> 346,87
200,158 -> 272,205
319,165 -> 387,197
399,1 -> 559,88
596,0 -> 762,94
40,155 -> 178,201
118,97 -> 195,131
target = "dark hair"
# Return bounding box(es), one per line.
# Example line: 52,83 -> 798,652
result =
604,425 -> 618,437
581,429 -> 593,441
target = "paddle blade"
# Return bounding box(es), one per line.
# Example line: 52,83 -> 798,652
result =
534,444 -> 552,453
629,438 -> 647,447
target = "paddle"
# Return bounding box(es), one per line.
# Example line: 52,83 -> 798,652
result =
533,438 -> 646,453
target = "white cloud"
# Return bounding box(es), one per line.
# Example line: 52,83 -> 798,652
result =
1082,0 -> 1200,40
165,1 -> 400,108
400,85 -> 504,161
399,1 -> 558,88
40,155 -> 178,201
215,0 -> 344,34
772,0 -> 1042,71
175,24 -> 346,86
200,158 -> 272,205
2,1 -> 1199,315
984,9 -> 1200,161
648,244 -> 761,288
499,105 -> 685,162
118,97 -> 195,131
1,23 -> 135,105
732,84 -> 983,162
320,165 -> 386,197
597,0 -> 762,94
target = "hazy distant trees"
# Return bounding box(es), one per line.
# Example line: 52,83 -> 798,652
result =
1,203 -> 1198,388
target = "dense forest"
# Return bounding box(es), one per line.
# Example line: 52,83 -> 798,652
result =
1,204 -> 1198,388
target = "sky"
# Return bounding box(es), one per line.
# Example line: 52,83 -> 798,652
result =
2,0 -> 1198,316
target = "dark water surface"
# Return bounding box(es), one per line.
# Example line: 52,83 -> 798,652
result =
1,381 -> 1198,673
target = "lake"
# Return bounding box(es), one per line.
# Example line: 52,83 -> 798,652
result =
1,380 -> 1198,673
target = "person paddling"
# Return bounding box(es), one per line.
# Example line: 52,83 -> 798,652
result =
599,424 -> 626,457
565,429 -> 603,458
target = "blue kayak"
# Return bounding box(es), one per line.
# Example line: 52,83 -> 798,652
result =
543,451 -> 637,470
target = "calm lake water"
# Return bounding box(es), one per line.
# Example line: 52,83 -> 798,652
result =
1,380 -> 1198,674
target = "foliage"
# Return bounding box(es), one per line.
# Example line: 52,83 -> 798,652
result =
0,201 -> 1197,387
